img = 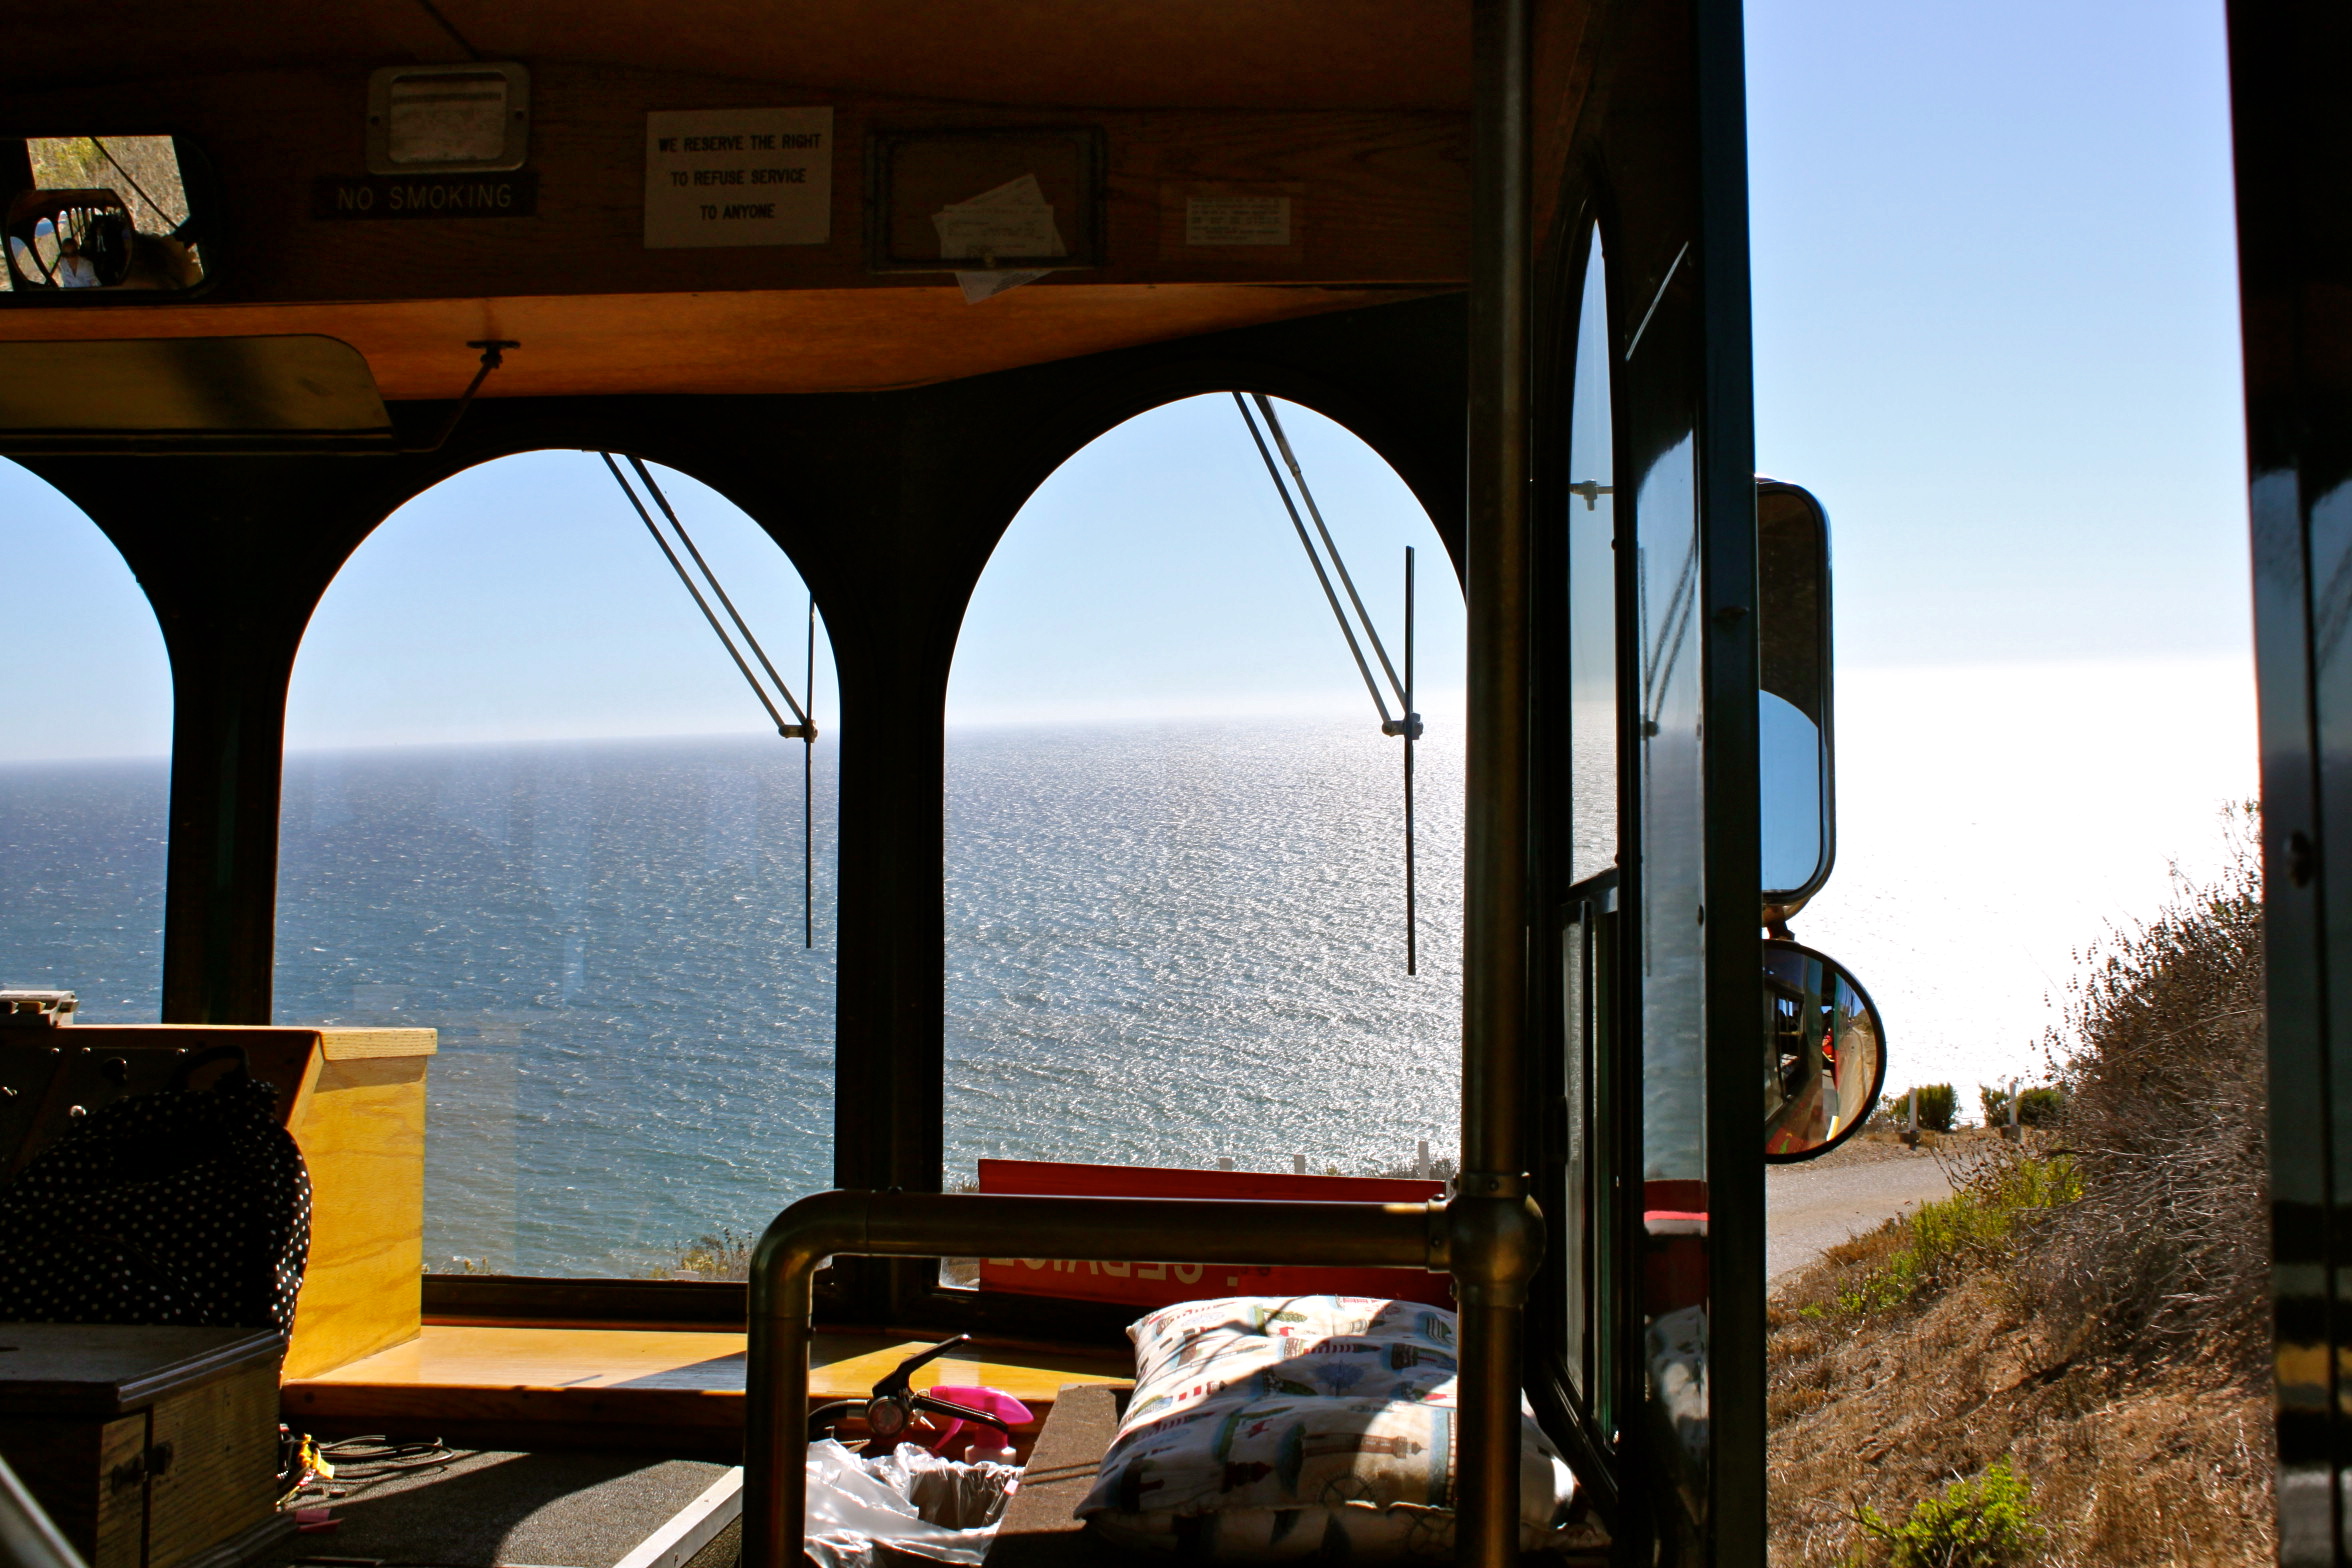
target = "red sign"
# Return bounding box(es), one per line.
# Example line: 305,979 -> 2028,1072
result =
975,1159 -> 1452,1310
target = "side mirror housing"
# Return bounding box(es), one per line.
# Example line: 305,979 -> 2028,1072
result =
1757,479 -> 1834,916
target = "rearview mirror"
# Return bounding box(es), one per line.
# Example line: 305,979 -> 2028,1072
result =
1763,939 -> 1885,1161
3,135 -> 214,299
1758,480 -> 1833,912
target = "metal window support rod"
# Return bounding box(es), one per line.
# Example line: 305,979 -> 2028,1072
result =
1232,392 -> 1410,728
740,1188 -> 1541,1568
600,453 -> 815,741
403,339 -> 519,454
1233,393 -> 1424,973
625,454 -> 817,736
600,452 -> 822,948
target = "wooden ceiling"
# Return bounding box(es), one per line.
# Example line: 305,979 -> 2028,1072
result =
5,2 -> 1473,111
0,3 -> 1500,401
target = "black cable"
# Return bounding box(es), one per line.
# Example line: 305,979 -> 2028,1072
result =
314,1435 -> 461,1479
409,0 -> 484,59
86,138 -> 175,232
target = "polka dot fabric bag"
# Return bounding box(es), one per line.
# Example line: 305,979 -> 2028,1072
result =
0,1046 -> 311,1335
1079,1295 -> 1602,1560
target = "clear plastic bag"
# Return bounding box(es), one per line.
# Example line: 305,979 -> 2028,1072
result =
803,1439 -> 1020,1568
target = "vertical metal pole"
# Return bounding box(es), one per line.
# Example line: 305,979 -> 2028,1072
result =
805,595 -> 817,950
1696,0 -> 1768,1542
1461,0 -> 1535,1563
1406,545 -> 1420,977
743,1247 -> 813,1568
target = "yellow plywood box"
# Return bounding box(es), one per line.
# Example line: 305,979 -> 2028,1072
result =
0,1024 -> 436,1380
282,1029 -> 436,1377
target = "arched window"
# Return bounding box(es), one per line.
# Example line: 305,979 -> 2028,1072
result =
944,394 -> 1464,1192
0,459 -> 171,1020
278,452 -> 836,1280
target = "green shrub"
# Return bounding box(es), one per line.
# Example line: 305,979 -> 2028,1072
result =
1805,1152 -> 2081,1319
1978,1083 -> 2065,1129
1912,1084 -> 1957,1133
2032,803 -> 2268,1370
2016,1087 -> 2063,1126
1855,1458 -> 2047,1567
662,1228 -> 754,1281
1881,1085 -> 1955,1132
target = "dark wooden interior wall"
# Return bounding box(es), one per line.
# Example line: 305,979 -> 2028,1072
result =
2228,2 -> 2352,1562
1518,0 -> 1760,1560
21,291 -> 1466,1310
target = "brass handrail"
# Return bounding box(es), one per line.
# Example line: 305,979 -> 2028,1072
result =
742,1188 -> 1539,1568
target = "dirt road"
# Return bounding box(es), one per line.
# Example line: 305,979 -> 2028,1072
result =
1766,1151 -> 1953,1288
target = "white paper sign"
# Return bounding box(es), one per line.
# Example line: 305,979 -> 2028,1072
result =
644,107 -> 832,248
1186,196 -> 1292,246
933,174 -> 1066,304
931,174 -> 1064,263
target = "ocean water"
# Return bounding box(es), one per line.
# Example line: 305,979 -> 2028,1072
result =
0,757 -> 169,1017
275,735 -> 843,1277
0,719 -> 1462,1276
946,720 -> 1463,1179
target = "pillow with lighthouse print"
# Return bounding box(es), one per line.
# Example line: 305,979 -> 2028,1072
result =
1078,1296 -> 1601,1560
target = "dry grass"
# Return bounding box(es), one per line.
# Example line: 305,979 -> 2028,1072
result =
1769,1212 -> 2272,1567
1769,808 -> 2273,1567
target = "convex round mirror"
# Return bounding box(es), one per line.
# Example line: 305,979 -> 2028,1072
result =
1763,938 -> 1885,1162
1757,480 -> 1834,911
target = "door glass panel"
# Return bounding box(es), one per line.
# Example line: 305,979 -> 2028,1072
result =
1560,903 -> 1594,1404
1560,232 -> 1616,1418
1636,429 -> 1709,1518
1569,242 -> 1618,887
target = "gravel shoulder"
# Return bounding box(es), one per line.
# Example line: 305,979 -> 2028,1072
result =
1766,1150 -> 1953,1288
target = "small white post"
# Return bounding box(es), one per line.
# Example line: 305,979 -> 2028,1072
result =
1294,1154 -> 1307,1175
1217,1156 -> 1235,1172
1416,1139 -> 1431,1180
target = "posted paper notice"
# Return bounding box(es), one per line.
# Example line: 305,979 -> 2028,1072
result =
645,107 -> 832,248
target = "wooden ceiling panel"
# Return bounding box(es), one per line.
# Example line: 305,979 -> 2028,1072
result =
0,284 -> 1445,399
0,66 -> 1470,306
5,2 -> 1474,112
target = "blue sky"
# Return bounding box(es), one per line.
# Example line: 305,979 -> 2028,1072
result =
1748,0 -> 2246,667
0,0 -> 2249,760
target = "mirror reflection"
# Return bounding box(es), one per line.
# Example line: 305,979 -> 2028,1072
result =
1763,938 -> 1885,1161
1756,481 -> 1832,903
1759,690 -> 1822,891
4,136 -> 207,295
